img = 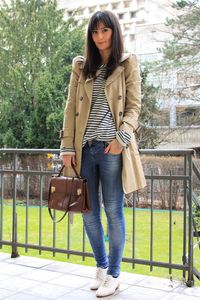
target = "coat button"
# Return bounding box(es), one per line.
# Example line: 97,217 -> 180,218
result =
80,96 -> 83,101
118,95 -> 122,100
75,112 -> 79,117
119,112 -> 123,116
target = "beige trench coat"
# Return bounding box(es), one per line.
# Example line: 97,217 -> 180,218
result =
60,53 -> 146,193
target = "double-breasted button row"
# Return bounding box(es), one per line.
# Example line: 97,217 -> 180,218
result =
75,112 -> 79,117
119,112 -> 123,116
118,95 -> 122,100
80,96 -> 83,101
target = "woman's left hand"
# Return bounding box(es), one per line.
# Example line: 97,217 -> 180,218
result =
104,139 -> 123,155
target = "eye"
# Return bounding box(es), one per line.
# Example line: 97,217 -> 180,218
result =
102,28 -> 109,33
92,30 -> 98,34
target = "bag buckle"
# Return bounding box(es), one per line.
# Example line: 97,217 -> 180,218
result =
77,188 -> 82,196
51,186 -> 56,193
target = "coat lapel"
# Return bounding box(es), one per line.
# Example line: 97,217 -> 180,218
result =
84,77 -> 93,103
105,66 -> 124,87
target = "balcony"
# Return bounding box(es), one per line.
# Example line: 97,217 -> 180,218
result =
0,252 -> 200,299
0,148 -> 200,299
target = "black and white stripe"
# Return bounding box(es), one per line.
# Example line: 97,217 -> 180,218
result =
82,65 -> 116,146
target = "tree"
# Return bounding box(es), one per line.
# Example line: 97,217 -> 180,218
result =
158,0 -> 200,104
137,66 -> 160,149
0,0 -> 85,148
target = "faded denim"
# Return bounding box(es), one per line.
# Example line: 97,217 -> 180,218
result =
81,140 -> 125,277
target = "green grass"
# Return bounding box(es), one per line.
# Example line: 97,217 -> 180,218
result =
1,204 -> 200,285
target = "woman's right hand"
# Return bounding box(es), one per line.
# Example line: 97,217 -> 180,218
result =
61,155 -> 76,167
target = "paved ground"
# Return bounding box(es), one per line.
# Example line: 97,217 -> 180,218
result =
0,252 -> 200,299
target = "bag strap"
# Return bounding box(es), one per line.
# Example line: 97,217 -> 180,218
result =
57,164 -> 81,178
48,177 -> 75,223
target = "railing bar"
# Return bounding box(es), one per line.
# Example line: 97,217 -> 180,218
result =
0,148 -> 194,155
39,169 -> 43,255
145,175 -> 190,180
0,170 -> 192,181
192,160 -> 200,180
53,209 -> 56,257
0,171 -> 4,247
150,170 -> 154,272
169,172 -> 172,275
82,222 -> 86,261
186,154 -> 194,286
132,192 -> 136,269
183,154 -> 187,280
1,170 -> 57,176
67,213 -> 70,259
0,239 -> 191,271
25,170 -> 30,253
11,153 -> 19,258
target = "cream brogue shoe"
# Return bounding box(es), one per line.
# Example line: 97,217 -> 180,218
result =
90,267 -> 107,290
96,274 -> 120,297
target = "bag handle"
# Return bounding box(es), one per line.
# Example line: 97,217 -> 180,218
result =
57,163 -> 81,178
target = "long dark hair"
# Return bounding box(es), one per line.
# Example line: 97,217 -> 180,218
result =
83,11 -> 124,79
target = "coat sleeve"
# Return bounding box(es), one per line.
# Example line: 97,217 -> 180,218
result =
120,55 -> 141,135
60,56 -> 84,151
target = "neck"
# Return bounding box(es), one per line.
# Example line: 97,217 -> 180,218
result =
99,49 -> 111,64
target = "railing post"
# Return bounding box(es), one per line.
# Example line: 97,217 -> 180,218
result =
0,169 -> 4,249
11,153 -> 19,258
182,155 -> 187,280
186,153 -> 194,287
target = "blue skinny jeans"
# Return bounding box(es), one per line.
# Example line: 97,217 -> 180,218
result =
80,140 -> 125,277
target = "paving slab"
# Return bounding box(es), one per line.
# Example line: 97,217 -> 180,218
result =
0,252 -> 200,300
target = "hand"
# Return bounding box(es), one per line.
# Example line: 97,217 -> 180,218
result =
104,139 -> 123,155
61,155 -> 76,167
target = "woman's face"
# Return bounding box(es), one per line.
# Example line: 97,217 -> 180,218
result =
91,21 -> 112,52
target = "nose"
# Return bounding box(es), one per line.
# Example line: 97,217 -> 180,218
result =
96,32 -> 104,40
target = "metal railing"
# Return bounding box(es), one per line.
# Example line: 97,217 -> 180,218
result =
0,148 -> 199,287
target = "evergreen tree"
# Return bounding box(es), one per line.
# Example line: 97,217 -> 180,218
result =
0,0 -> 85,148
137,67 -> 159,149
158,0 -> 200,104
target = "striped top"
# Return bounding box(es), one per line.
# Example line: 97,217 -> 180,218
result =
60,64 -> 131,155
82,65 -> 116,146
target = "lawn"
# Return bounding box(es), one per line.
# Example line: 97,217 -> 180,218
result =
1,204 -> 200,285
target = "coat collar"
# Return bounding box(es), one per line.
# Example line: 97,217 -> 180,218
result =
120,53 -> 131,63
84,53 -> 131,96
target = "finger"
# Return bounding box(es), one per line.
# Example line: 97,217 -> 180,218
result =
72,155 -> 76,166
64,156 -> 72,167
104,145 -> 110,154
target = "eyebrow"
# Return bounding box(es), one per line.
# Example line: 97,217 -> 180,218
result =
92,27 -> 109,31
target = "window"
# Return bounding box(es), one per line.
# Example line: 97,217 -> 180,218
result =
112,2 -> 119,10
124,24 -> 130,31
130,11 -> 136,18
130,34 -> 135,41
124,0 -> 131,8
176,106 -> 200,126
100,4 -> 108,10
118,13 -> 124,19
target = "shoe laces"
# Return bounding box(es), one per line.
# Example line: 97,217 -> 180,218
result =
103,275 -> 112,287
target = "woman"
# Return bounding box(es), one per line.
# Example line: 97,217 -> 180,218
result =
60,10 -> 146,298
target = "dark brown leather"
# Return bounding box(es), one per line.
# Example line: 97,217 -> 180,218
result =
48,165 -> 90,222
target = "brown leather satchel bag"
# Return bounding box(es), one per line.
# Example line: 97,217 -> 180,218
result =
48,165 -> 90,222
